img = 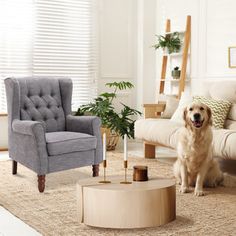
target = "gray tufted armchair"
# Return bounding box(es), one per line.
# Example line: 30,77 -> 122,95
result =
4,77 -> 102,192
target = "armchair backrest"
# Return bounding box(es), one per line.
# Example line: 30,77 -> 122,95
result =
5,77 -> 72,132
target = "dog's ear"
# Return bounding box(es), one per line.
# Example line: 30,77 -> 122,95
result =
206,106 -> 213,126
183,107 -> 188,127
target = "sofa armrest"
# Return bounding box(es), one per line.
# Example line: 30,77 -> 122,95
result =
143,103 -> 166,118
66,115 -> 102,164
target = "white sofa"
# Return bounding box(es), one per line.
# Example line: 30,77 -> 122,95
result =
135,81 -> 236,160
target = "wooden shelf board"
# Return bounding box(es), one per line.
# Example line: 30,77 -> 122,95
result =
160,79 -> 190,82
162,52 -> 190,57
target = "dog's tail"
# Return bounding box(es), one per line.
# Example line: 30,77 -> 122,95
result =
220,173 -> 236,187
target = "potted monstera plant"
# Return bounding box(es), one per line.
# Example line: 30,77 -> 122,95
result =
76,81 -> 141,150
153,32 -> 181,54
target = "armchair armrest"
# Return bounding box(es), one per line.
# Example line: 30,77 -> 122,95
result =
66,115 -> 102,164
11,119 -> 48,175
66,115 -> 101,135
143,102 -> 166,118
12,119 -> 45,136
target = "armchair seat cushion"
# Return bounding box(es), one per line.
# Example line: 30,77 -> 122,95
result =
46,131 -> 97,156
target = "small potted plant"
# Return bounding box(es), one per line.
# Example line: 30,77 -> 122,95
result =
171,66 -> 181,79
153,32 -> 181,54
76,81 -> 141,151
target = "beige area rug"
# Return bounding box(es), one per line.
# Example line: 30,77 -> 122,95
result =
0,152 -> 235,236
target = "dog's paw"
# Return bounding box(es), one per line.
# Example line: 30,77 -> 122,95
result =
194,189 -> 205,196
179,186 -> 189,193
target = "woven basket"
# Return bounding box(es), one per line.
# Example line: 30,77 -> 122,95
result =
100,127 -> 119,151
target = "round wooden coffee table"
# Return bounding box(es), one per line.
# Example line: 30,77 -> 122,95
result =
77,176 -> 176,229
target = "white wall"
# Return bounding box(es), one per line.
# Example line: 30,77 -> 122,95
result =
99,0 -> 158,113
98,0 -> 137,112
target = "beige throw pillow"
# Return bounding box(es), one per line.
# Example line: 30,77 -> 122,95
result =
170,93 -> 193,124
193,96 -> 232,129
161,96 -> 179,119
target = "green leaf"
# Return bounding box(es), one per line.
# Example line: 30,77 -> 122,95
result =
100,92 -> 116,99
105,81 -> 134,90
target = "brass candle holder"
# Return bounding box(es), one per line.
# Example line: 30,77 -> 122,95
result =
120,160 -> 132,184
99,160 -> 111,184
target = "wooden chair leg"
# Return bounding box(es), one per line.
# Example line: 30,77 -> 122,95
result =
38,175 -> 46,193
92,164 -> 99,177
144,142 -> 156,159
12,160 -> 17,175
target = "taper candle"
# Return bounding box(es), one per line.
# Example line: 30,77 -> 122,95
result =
124,134 -> 127,161
103,133 -> 106,160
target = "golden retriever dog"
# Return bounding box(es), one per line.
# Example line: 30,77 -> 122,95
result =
173,102 -> 235,196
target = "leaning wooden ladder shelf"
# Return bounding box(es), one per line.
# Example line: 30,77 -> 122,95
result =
143,15 -> 191,158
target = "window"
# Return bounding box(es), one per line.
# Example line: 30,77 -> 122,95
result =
0,0 -> 98,112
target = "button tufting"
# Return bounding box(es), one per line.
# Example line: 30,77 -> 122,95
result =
32,118 -> 35,121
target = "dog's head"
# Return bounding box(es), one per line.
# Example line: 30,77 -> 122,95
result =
183,102 -> 212,129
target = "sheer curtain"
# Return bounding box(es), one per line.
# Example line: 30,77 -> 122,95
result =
0,0 -> 98,112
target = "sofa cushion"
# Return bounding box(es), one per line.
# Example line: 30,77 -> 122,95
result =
135,119 -> 181,148
193,96 -> 231,129
170,92 -> 193,124
161,96 -> 179,119
228,103 -> 236,121
46,131 -> 97,156
212,129 -> 236,159
224,119 -> 236,130
209,81 -> 236,104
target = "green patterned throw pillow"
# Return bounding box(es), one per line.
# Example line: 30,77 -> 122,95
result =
193,96 -> 232,129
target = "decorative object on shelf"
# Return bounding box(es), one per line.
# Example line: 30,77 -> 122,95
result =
76,81 -> 141,151
228,46 -> 236,68
133,166 -> 148,181
120,134 -> 132,184
171,66 -> 181,79
153,32 -> 182,54
99,133 -> 111,183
